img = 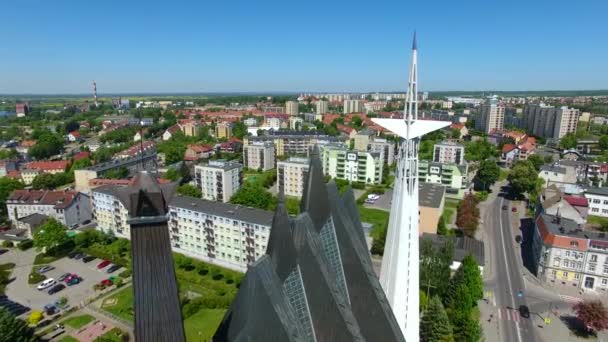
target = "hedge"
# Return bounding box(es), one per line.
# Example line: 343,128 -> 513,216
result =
1,241 -> 13,248
28,271 -> 46,284
17,239 -> 33,250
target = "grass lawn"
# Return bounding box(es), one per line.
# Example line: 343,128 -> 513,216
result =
183,309 -> 226,342
101,286 -> 134,322
443,208 -> 455,224
499,169 -> 509,181
445,199 -> 460,210
358,205 -> 389,239
94,327 -> 127,342
33,253 -> 64,265
588,215 -> 608,229
58,336 -> 79,342
63,314 -> 95,329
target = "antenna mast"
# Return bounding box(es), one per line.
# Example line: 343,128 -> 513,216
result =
93,81 -> 98,107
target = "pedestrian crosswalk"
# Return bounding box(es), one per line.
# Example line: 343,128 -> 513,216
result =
560,294 -> 582,304
497,308 -> 521,322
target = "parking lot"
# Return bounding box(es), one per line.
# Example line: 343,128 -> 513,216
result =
2,249 -> 122,313
363,189 -> 393,211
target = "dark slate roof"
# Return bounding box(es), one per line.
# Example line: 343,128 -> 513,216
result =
540,165 -> 567,175
169,195 -> 273,227
299,145 -> 331,232
265,194 -> 298,281
586,187 -> 608,197
419,182 -> 446,208
421,233 -> 485,267
18,213 -> 49,227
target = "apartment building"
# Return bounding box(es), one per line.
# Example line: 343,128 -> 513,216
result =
533,213 -> 608,291
369,138 -> 395,166
215,122 -> 233,139
6,190 -> 92,229
475,96 -> 505,134
243,142 -> 275,171
522,104 -> 580,140
353,129 -> 374,151
91,185 -> 131,238
194,160 -> 243,203
419,183 -> 446,235
433,141 -> 465,165
343,100 -> 362,114
320,145 -> 383,184
277,157 -> 309,198
418,160 -> 468,198
285,101 -> 299,116
585,187 -> 608,218
168,196 -> 273,272
316,100 -> 328,114
244,131 -> 346,156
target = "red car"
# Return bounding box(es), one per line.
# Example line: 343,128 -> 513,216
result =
100,279 -> 113,286
64,274 -> 78,283
511,207 -> 517,212
97,260 -> 111,269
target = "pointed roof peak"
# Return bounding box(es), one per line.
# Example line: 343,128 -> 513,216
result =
412,30 -> 417,50
266,196 -> 297,281
300,145 -> 331,230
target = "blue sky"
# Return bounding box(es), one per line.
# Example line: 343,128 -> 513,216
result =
1,0 -> 607,94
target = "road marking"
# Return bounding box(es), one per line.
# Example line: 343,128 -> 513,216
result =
560,295 -> 582,304
498,198 -> 523,342
498,308 -> 502,320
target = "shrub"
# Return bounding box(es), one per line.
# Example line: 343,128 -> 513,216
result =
182,300 -> 203,319
17,239 -> 33,251
225,278 -> 234,285
118,269 -> 132,278
28,310 -> 43,325
28,271 -> 46,284
351,182 -> 366,190
114,278 -> 124,288
212,273 -> 224,281
1,240 -> 13,248
198,268 -> 209,276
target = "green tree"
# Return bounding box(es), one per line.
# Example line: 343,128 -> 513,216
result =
0,307 -> 38,342
232,121 -> 248,139
105,167 -> 129,179
527,154 -> 545,172
456,194 -> 480,237
476,160 -> 500,190
465,139 -> 498,162
69,157 -> 92,174
451,310 -> 482,342
31,173 -> 60,190
420,296 -> 454,342
444,255 -> 483,309
420,239 -> 454,299
0,177 -> 24,219
164,168 -> 181,181
560,133 -> 578,149
437,215 -> 448,235
0,149 -> 19,159
508,160 -> 543,197
599,135 -> 608,151
230,185 -> 276,210
177,184 -> 202,198
28,132 -> 64,160
33,218 -> 69,252
450,128 -> 461,140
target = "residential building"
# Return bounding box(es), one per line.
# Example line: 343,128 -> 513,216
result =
539,164 -> 577,186
213,148 -> 404,341
26,160 -> 70,174
181,120 -> 201,137
15,213 -> 49,239
91,185 -> 132,238
168,196 -> 273,272
194,160 -> 243,203
418,183 -> 446,235
115,141 -> 155,159
163,125 -> 182,141
20,169 -> 41,185
433,141 -> 465,165
288,117 -> 303,130
243,117 -> 257,127
500,136 -> 537,166
354,129 -> 374,151
421,233 -> 485,273
67,131 -> 81,142
475,96 -> 505,134
285,101 -> 298,116
0,160 -> 17,177
316,100 -> 328,114
536,185 -> 587,225
6,190 -> 92,229
16,103 -> 28,117
343,99 -> 362,114
585,188 -> 608,218
320,144 -> 383,184
449,123 -> 468,137
522,104 -> 580,140
277,157 -> 309,198
215,122 -> 233,139
243,142 -> 275,171
184,144 -> 214,161
369,138 -> 395,166
244,131 -> 346,156
418,160 -> 468,199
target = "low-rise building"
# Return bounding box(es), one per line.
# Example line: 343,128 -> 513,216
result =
243,142 -> 275,171
536,185 -> 587,225
26,160 -> 70,174
421,233 -> 485,273
194,160 -> 243,203
163,125 -> 182,141
277,157 -> 309,198
244,131 -> 346,156
168,196 -> 274,272
0,160 -> 17,178
20,169 -> 41,185
184,144 -> 214,161
418,160 -> 468,199
115,141 -> 155,159
539,164 -> 577,186
6,190 -> 92,229
419,183 -> 446,235
320,145 -> 383,184
585,188 -> 608,218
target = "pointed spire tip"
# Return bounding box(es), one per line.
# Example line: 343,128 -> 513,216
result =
412,30 -> 417,50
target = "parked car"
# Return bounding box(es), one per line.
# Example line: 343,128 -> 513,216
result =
73,253 -> 85,260
100,279 -> 113,287
63,274 -> 78,283
364,198 -> 375,204
106,264 -> 121,274
82,220 -> 91,225
0,249 -> 8,255
37,278 -> 56,291
48,284 -> 65,295
38,265 -> 55,274
67,251 -> 79,259
367,194 -> 380,200
57,273 -> 71,281
97,260 -> 111,269
519,305 -> 530,318
67,277 -> 81,286
82,256 -> 95,263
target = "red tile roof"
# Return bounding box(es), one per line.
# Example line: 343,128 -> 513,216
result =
26,160 -> 70,171
336,124 -> 354,134
21,140 -> 37,147
502,144 -> 517,153
564,196 -> 589,207
166,125 -> 181,134
6,170 -> 21,179
69,131 -> 81,138
450,123 -> 465,129
7,190 -> 79,209
116,141 -> 155,157
73,151 -> 91,161
187,144 -> 213,153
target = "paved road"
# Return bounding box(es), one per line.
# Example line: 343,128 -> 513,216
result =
485,194 -> 537,342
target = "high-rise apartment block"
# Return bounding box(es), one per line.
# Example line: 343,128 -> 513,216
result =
244,132 -> 346,156
243,142 -> 275,171
277,157 -> 309,198
475,96 -> 505,134
369,138 -> 395,166
433,141 -> 465,165
522,104 -> 579,140
343,99 -> 362,114
215,122 -> 233,139
316,100 -> 328,114
285,101 -> 299,116
194,160 -> 243,203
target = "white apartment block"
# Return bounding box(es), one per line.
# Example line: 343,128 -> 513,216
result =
285,101 -> 299,116
316,100 -> 328,115
369,139 -> 395,166
194,160 -> 243,203
243,142 -> 275,171
91,186 -> 131,238
523,104 -> 580,140
343,100 -> 362,114
320,145 -> 383,184
277,157 -> 310,198
585,188 -> 608,218
168,196 -> 273,272
6,190 -> 92,229
475,96 -> 505,134
433,141 -> 465,165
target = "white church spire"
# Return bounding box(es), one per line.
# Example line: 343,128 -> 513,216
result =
373,32 -> 450,340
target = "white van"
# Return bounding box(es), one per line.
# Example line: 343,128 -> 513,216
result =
37,278 -> 56,291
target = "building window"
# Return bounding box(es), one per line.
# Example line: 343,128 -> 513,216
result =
591,255 -> 598,262
571,241 -> 579,247
565,251 -> 570,257
589,264 -> 596,272
575,273 -> 581,280
563,271 -> 569,278
603,279 -> 608,286
553,258 -> 560,267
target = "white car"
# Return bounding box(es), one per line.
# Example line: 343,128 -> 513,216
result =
367,194 -> 380,201
37,278 -> 56,291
